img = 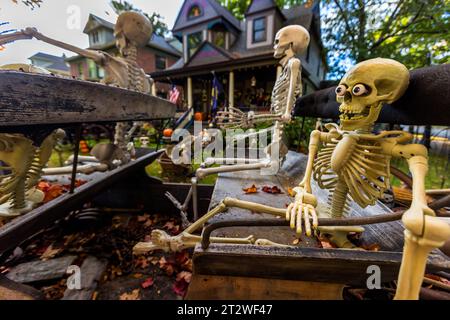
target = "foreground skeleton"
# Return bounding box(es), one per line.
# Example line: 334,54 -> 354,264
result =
166,25 -> 310,220
135,58 -> 450,300
2,12 -> 153,176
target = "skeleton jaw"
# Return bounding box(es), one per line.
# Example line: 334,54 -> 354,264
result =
339,103 -> 381,131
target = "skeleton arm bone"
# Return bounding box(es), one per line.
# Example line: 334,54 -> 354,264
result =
389,143 -> 450,300
23,28 -> 105,64
282,58 -> 301,122
0,30 -> 32,46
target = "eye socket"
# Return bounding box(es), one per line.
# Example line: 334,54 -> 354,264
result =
352,84 -> 369,96
335,84 -> 347,97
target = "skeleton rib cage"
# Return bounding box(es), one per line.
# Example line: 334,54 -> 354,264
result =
313,133 -> 391,215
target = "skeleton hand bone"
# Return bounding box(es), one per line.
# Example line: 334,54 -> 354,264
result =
286,186 -> 318,236
216,107 -> 254,129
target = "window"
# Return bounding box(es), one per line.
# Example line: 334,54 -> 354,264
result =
211,25 -> 226,48
155,55 -> 166,70
188,5 -> 202,19
253,17 -> 266,43
187,32 -> 202,58
92,31 -> 99,44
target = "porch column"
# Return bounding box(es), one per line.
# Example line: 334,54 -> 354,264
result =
187,76 -> 193,108
228,71 -> 234,110
151,81 -> 157,96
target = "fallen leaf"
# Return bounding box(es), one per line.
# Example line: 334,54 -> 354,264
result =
43,185 -> 64,203
159,256 -> 175,276
119,289 -> 140,300
292,238 -> 300,245
243,184 -> 258,194
40,244 -> 62,260
149,256 -> 159,265
173,278 -> 189,297
176,271 -> 192,284
262,185 -> 283,194
361,243 -> 380,251
141,277 -> 154,289
287,187 -> 295,197
133,273 -> 144,279
425,274 -> 450,285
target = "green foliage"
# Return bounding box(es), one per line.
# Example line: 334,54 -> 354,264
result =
322,0 -> 450,78
11,0 -> 42,9
218,0 -> 309,20
110,0 -> 169,36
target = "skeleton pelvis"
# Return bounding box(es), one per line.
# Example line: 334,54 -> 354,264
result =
331,134 -> 358,173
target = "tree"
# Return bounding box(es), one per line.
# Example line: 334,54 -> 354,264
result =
110,0 -> 169,37
322,0 -> 449,78
218,0 -> 310,20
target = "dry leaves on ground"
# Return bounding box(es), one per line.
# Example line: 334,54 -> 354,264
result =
243,184 -> 258,194
262,185 -> 283,194
119,289 -> 140,300
141,277 -> 154,289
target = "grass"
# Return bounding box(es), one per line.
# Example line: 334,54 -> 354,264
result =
391,152 -> 449,190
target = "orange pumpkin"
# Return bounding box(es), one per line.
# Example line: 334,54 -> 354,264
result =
163,128 -> 173,137
194,112 -> 203,121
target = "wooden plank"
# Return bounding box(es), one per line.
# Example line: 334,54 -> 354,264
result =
186,274 -> 344,300
0,275 -> 44,300
6,256 -> 77,283
0,150 -> 163,255
0,71 -> 176,127
62,256 -> 108,300
193,244 -> 450,284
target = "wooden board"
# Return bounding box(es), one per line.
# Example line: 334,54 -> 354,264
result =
186,275 -> 344,300
193,151 -> 450,284
0,71 -> 176,127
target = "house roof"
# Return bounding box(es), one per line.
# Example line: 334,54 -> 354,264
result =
82,14 -> 181,57
83,14 -> 115,33
172,0 -> 241,33
245,0 -> 285,18
28,52 -> 69,72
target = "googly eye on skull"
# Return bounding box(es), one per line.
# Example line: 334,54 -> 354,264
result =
335,84 -> 347,97
351,84 -> 369,96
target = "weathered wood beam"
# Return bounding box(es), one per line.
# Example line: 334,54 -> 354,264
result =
0,71 -> 176,127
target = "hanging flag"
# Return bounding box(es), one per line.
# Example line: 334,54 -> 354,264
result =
211,74 -> 222,115
169,84 -> 180,104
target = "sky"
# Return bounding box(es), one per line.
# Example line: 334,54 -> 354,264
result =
0,0 -> 184,65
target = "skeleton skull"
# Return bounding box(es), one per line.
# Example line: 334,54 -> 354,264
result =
114,11 -> 152,53
336,58 -> 409,131
139,136 -> 150,147
273,25 -> 310,59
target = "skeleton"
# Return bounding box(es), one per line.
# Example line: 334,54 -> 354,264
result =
165,25 -> 310,220
1,11 -> 153,175
134,58 -> 450,300
0,129 -> 65,217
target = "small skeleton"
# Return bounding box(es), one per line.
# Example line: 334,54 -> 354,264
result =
0,129 -> 65,217
166,25 -> 310,220
134,58 -> 450,300
2,11 -> 154,175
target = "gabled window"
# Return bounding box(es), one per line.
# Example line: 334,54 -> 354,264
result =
155,55 -> 166,70
188,4 -> 202,19
92,31 -> 99,44
253,17 -> 266,43
187,31 -> 202,58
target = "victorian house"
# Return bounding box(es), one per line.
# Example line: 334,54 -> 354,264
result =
66,14 -> 181,95
151,0 -> 327,118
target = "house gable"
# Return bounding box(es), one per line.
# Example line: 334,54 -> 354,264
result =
185,41 -> 232,67
173,0 -> 241,33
